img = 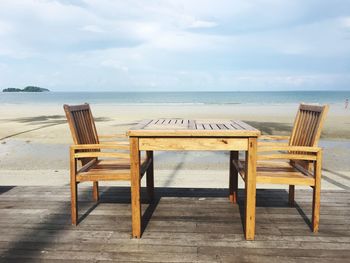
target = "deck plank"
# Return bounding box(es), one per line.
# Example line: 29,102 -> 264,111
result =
0,186 -> 349,262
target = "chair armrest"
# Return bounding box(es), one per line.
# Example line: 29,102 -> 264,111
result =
99,134 -> 128,143
258,146 -> 322,161
70,143 -> 129,150
99,141 -> 129,145
258,154 -> 317,161
258,141 -> 289,147
258,145 -> 322,153
70,143 -> 130,159
259,135 -> 290,141
99,133 -> 127,139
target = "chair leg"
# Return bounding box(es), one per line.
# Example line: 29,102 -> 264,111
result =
70,148 -> 78,225
312,151 -> 322,232
312,184 -> 321,232
146,151 -> 154,202
289,185 -> 295,207
93,181 -> 99,202
71,181 -> 78,225
229,151 -> 239,203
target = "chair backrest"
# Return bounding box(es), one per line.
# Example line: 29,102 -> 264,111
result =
289,104 -> 329,147
289,104 -> 329,170
64,103 -> 99,165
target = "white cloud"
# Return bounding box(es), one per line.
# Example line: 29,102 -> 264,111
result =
100,59 -> 129,72
187,19 -> 217,29
339,17 -> 350,28
80,25 -> 104,33
0,0 -> 349,91
0,20 -> 13,35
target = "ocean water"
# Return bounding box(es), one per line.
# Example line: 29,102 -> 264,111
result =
0,91 -> 349,105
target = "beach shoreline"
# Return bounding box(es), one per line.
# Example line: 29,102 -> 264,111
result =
1,103 -> 349,141
1,103 -> 349,188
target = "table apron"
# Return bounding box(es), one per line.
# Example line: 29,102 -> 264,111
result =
138,137 -> 249,151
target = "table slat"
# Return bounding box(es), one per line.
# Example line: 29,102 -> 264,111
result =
128,119 -> 260,137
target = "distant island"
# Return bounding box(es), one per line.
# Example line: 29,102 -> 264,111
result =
3,86 -> 50,92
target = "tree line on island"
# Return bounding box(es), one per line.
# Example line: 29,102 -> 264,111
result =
3,86 -> 50,92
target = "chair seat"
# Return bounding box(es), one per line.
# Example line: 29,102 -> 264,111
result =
233,160 -> 315,186
76,158 -> 147,182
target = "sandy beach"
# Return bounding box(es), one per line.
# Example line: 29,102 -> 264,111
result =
0,103 -> 349,190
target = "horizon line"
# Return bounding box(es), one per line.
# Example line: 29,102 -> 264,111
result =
10,89 -> 349,93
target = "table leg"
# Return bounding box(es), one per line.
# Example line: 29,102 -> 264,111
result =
130,137 -> 141,238
229,151 -> 239,203
146,151 -> 154,202
245,137 -> 257,240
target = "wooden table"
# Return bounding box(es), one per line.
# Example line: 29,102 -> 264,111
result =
127,119 -> 261,240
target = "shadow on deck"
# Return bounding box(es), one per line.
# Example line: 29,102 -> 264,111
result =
0,186 -> 349,262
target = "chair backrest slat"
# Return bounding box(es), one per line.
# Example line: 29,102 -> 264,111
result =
64,103 -> 100,165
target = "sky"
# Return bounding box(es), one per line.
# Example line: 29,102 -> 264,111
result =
0,0 -> 350,92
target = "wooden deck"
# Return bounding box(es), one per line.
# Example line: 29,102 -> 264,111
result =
0,186 -> 349,262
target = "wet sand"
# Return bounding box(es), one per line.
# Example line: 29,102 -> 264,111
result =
0,103 -> 349,188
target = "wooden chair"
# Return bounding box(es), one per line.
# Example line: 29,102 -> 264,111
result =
64,103 -> 154,225
231,104 -> 329,232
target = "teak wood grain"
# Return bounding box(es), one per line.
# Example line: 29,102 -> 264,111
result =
232,103 -> 329,234
64,103 -> 153,226
128,119 -> 260,240
128,119 -> 260,137
139,138 -> 248,151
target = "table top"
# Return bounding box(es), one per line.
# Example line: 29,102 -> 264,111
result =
127,119 -> 260,137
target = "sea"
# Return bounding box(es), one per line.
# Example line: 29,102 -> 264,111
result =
0,91 -> 349,105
